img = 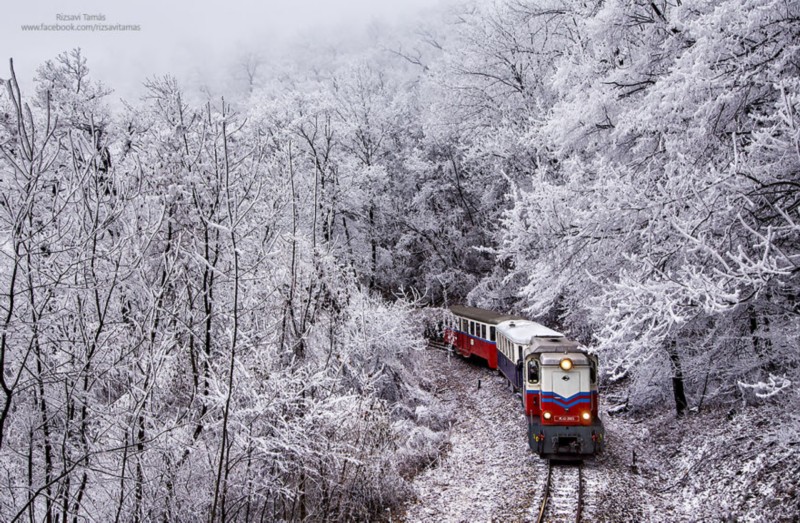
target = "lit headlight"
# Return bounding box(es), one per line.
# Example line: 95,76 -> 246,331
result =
543,411 -> 552,420
582,412 -> 591,421
559,358 -> 573,371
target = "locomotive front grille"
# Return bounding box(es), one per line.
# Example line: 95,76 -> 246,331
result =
554,436 -> 581,454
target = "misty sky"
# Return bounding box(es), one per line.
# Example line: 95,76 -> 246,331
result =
2,0 -> 441,101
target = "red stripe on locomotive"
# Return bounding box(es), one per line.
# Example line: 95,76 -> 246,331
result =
526,391 -> 599,426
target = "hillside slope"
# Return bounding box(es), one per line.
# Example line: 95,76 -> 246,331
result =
398,349 -> 799,522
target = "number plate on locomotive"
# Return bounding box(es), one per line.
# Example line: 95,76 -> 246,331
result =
554,415 -> 579,422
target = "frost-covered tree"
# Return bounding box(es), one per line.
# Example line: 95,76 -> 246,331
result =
491,0 -> 800,413
0,47 -> 452,521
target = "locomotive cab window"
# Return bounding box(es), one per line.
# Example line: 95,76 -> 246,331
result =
527,360 -> 540,383
590,359 -> 597,384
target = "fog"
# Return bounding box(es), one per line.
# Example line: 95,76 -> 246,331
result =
1,0 -> 441,101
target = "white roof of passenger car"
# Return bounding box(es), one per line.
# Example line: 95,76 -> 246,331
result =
496,319 -> 563,344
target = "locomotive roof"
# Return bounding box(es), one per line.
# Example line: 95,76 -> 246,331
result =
496,319 -> 564,344
524,338 -> 583,359
539,352 -> 590,365
530,339 -> 581,351
449,305 -> 525,325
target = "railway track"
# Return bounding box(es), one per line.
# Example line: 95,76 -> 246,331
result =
426,339 -> 452,351
535,460 -> 583,523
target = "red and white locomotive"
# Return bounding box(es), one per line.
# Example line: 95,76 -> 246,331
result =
444,305 -> 604,459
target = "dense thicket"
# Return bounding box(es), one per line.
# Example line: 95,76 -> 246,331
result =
0,50 -> 449,521
455,0 -> 800,413
1,0 -> 798,520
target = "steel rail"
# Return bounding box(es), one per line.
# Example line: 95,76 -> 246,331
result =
536,460 -> 583,523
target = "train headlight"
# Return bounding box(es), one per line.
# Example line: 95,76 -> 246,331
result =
582,412 -> 591,421
559,358 -> 573,371
543,411 -> 552,420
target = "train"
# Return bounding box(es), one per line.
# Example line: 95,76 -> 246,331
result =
443,305 -> 604,459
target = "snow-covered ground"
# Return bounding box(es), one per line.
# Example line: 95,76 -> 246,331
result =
398,348 -> 547,522
596,406 -> 800,522
397,349 -> 799,522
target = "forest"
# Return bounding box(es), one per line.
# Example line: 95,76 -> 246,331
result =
1,0 -> 798,520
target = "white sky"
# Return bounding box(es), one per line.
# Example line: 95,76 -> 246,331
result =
1,0 -> 440,102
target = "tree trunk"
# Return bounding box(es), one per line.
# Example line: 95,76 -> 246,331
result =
667,341 -> 688,417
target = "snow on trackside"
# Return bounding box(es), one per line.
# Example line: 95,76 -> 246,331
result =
399,348 -> 546,522
395,348 -> 799,522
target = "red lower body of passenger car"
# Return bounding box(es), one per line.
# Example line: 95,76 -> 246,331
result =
444,328 -> 498,369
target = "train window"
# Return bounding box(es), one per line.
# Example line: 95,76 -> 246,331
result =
481,324 -> 486,340
518,346 -> 522,363
489,326 -> 496,342
527,360 -> 539,383
470,321 -> 475,336
590,359 -> 597,384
